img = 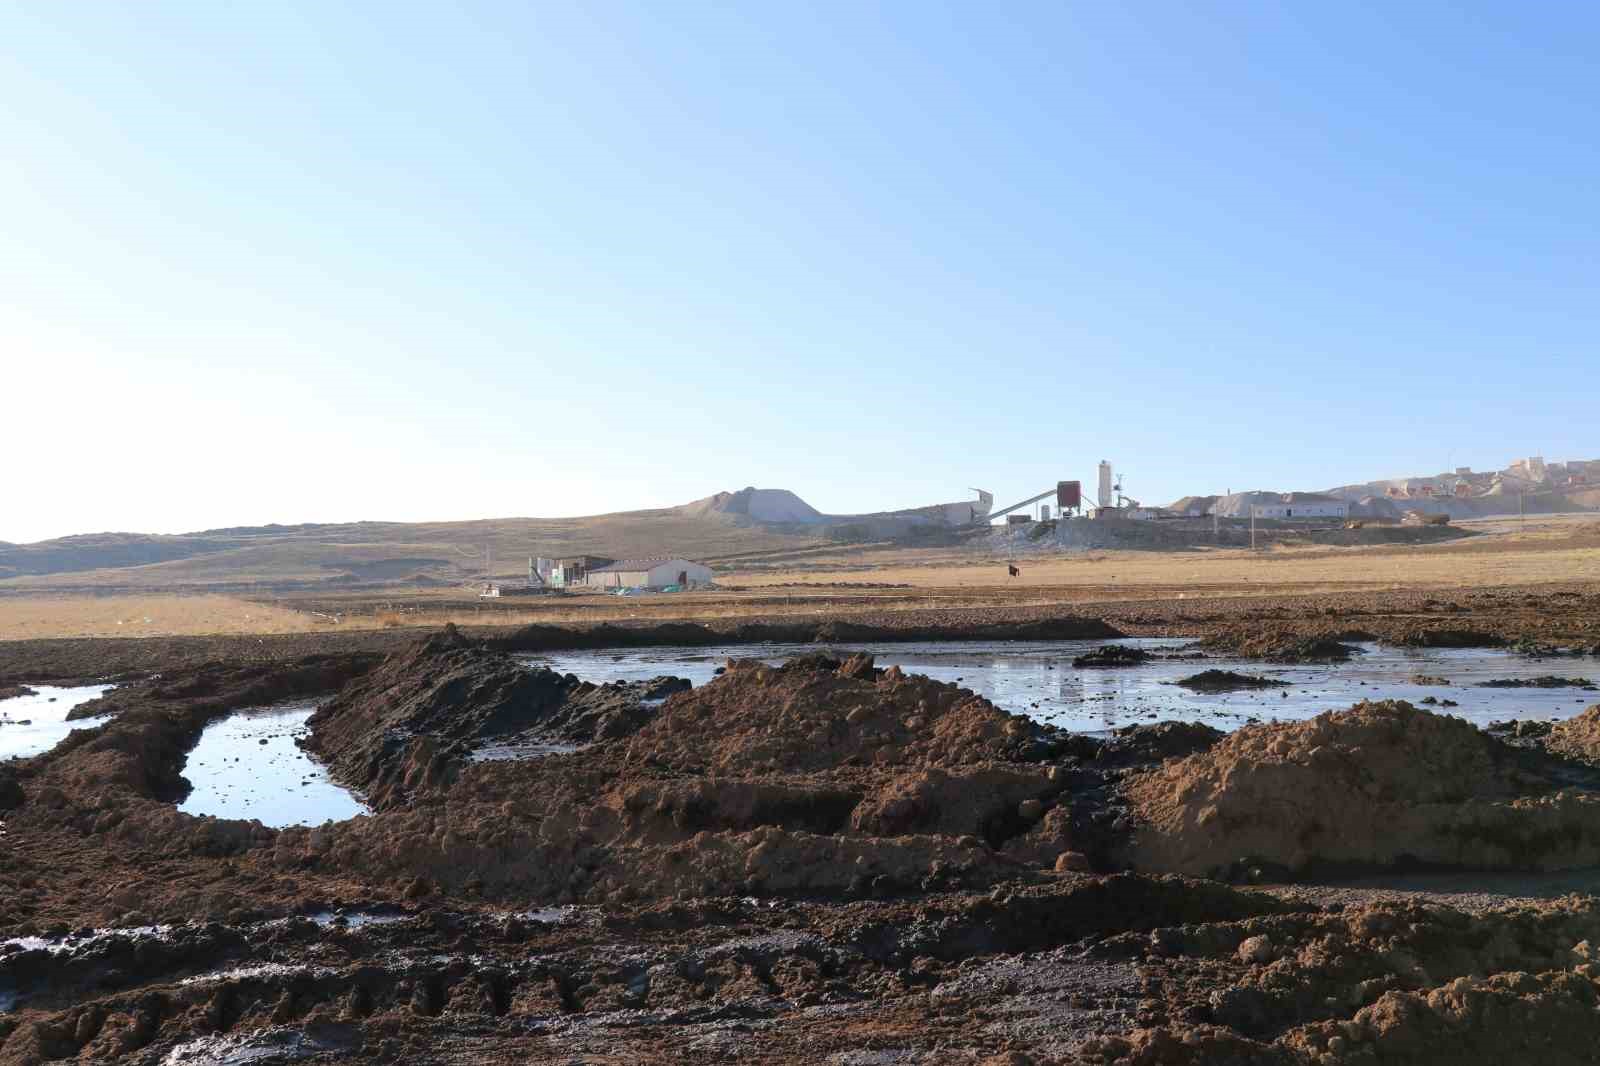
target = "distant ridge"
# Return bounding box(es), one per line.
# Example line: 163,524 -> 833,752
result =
0,485 -> 991,591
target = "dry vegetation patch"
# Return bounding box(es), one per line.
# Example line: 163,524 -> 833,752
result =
0,595 -> 317,639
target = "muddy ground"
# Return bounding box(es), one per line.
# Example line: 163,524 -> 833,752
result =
4,588 -> 1600,1063
3,582 -> 1597,688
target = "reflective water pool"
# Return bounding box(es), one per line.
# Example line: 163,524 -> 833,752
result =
518,640 -> 1598,733
177,703 -> 368,826
0,685 -> 115,760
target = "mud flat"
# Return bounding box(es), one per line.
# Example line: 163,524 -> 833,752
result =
9,625 -> 1600,1062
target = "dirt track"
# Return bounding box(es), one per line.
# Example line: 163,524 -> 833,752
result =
4,588 -> 1600,1063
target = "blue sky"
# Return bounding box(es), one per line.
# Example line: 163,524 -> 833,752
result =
3,2 -> 1595,542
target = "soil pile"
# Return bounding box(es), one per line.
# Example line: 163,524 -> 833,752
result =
621,652 -> 1057,775
304,625 -> 687,807
1095,721 -> 1224,767
1176,670 -> 1287,692
250,645 -> 1099,906
1072,645 -> 1150,668
1200,628 -> 1367,662
1121,700 -> 1600,877
1393,628 -> 1507,649
1479,676 -> 1596,690
1547,705 -> 1600,764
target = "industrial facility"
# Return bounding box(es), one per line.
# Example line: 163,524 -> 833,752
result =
480,554 -> 715,598
583,558 -> 713,590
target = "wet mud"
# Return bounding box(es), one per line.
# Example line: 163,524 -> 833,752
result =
6,592 -> 1600,1063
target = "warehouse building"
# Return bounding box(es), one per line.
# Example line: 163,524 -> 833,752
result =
533,555 -> 614,588
584,557 -> 713,590
1251,493 -> 1349,520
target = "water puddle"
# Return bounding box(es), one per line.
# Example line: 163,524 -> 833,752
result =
178,962 -> 334,987
301,910 -> 408,930
0,684 -> 115,760
518,640 -> 1599,733
1,924 -> 169,957
162,1024 -> 359,1065
1,911 -> 405,967
472,740 -> 584,762
177,702 -> 368,827
523,905 -> 583,925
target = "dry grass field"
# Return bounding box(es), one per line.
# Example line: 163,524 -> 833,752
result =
0,594 -> 322,640
1,516 -> 1596,640
727,517 -> 1600,593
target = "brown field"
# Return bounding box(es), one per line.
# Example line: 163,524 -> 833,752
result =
3,514 -> 1596,639
0,594 -> 325,640
728,515 -> 1600,592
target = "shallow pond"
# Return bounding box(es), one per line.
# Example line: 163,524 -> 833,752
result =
0,684 -> 115,760
518,639 -> 1598,733
177,703 -> 368,827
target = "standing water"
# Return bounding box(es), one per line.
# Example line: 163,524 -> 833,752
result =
177,702 -> 367,826
518,639 -> 1599,734
0,685 -> 115,760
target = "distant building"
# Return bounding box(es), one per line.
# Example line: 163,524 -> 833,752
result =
549,555 -> 614,588
1510,456 -> 1549,482
584,558 -> 713,590
1252,493 -> 1349,520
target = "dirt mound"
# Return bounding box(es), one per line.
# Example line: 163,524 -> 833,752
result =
1201,628 -> 1368,662
1097,721 -> 1225,767
1547,705 -> 1600,764
305,625 -> 687,807
1393,628 -> 1508,649
1479,676 -> 1596,690
621,653 -> 1054,775
1176,670 -> 1286,692
1120,700 -> 1600,877
1072,645 -> 1150,668
681,486 -> 825,524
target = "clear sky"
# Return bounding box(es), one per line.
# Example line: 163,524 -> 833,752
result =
4,2 -> 1596,543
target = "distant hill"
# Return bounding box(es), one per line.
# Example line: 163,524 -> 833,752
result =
1,485 -> 997,593
0,507 -> 824,593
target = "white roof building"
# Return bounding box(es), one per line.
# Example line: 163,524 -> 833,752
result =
1251,493 -> 1349,519
583,558 -> 713,589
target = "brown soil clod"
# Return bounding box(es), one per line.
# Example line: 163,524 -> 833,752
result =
1201,629 -> 1369,663
1478,676 -> 1597,690
1072,644 -> 1151,668
1176,670 -> 1289,692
